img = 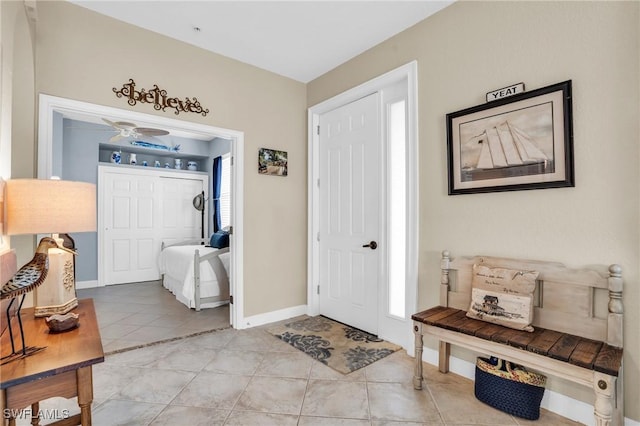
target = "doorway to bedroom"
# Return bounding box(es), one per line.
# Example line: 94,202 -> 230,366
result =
38,94 -> 245,350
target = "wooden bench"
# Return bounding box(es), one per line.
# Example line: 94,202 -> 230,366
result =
412,250 -> 624,426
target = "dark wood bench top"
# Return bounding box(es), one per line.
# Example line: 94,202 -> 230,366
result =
412,306 -> 623,377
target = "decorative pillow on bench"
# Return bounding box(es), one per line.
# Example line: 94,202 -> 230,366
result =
466,264 -> 539,332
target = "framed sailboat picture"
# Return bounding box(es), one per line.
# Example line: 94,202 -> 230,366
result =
447,80 -> 574,195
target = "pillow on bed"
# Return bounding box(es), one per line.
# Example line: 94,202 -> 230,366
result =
466,264 -> 538,332
209,230 -> 229,248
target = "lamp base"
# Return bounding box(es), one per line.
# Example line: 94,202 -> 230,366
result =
34,296 -> 78,318
34,245 -> 78,318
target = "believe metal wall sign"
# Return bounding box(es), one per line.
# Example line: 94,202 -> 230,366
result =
113,79 -> 210,117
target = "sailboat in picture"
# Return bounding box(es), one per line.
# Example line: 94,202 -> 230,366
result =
461,120 -> 554,182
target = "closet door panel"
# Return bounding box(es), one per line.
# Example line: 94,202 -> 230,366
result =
100,166 -> 208,286
160,177 -> 204,242
102,170 -> 161,285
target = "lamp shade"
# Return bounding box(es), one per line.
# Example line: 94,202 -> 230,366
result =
5,179 -> 96,235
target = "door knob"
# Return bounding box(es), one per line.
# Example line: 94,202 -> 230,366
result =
362,241 -> 378,250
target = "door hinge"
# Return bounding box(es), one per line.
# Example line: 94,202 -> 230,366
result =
229,295 -> 234,304
231,156 -> 234,166
316,232 -> 320,242
228,226 -> 234,235
317,178 -> 320,188
317,285 -> 320,295
317,125 -> 320,135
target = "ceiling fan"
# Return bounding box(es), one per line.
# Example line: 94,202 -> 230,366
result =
102,118 -> 170,142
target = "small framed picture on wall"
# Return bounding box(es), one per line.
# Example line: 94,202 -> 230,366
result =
258,148 -> 288,176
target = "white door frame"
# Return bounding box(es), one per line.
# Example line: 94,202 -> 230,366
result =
307,62 -> 419,349
37,94 -> 245,328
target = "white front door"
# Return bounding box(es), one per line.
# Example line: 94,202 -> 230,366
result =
318,92 -> 380,335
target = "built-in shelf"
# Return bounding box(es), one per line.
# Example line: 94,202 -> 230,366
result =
99,142 -> 210,159
99,142 -> 210,173
98,162 -> 208,175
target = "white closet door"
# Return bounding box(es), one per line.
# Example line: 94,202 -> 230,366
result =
103,170 -> 161,285
100,167 -> 207,286
160,176 -> 205,246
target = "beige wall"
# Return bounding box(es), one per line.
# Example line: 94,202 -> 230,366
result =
1,0 -> 37,294
308,1 -> 639,421
20,1 -> 308,318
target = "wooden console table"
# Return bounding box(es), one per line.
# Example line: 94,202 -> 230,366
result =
1,299 -> 104,426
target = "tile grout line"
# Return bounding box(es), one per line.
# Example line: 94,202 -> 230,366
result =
363,366 -> 373,423
103,325 -> 232,356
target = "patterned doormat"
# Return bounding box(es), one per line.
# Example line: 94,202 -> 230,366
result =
267,316 -> 401,374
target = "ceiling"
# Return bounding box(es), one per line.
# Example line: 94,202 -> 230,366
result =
68,1 -> 453,83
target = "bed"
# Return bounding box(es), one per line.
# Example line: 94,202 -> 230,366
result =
159,238 -> 230,311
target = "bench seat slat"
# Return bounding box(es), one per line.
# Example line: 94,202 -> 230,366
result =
570,339 -> 603,370
474,323 -> 506,340
507,327 -> 545,350
434,310 -> 468,330
411,306 -> 448,324
594,345 -> 623,376
527,329 -> 564,355
412,307 -> 457,325
491,327 -> 524,345
548,334 -> 582,362
448,316 -> 489,336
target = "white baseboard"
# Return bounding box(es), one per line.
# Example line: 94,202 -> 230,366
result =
76,280 -> 99,289
421,347 -> 637,426
240,304 -> 307,329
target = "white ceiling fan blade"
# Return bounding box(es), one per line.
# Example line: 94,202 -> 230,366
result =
102,118 -> 136,130
135,127 -> 170,137
109,133 -> 125,143
102,118 -> 116,127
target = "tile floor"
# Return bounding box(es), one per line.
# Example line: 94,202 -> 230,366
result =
77,280 -> 230,354
16,282 -> 582,425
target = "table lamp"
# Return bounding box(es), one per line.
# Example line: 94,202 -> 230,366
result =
5,178 -> 96,317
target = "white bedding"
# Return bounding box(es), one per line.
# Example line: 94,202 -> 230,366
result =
158,245 -> 230,309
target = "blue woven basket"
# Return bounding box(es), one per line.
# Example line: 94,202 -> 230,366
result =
474,357 -> 546,420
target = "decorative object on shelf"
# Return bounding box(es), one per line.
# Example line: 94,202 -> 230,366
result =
113,78 -> 210,117
174,159 -> 182,169
142,161 -> 148,167
446,80 -> 573,195
164,162 -> 171,168
154,160 -> 161,168
110,151 -> 121,164
187,161 -> 198,171
130,140 -> 180,152
258,148 -> 288,176
129,153 -> 137,165
102,118 -> 169,143
45,312 -> 79,333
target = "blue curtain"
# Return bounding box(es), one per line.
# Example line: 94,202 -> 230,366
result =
212,156 -> 222,232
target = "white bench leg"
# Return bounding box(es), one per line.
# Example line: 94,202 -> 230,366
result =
593,372 -> 617,426
413,323 -> 423,390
